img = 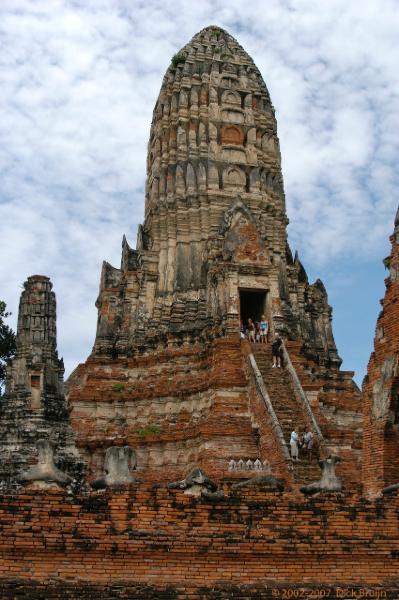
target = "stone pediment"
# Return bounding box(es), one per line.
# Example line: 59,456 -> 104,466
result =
220,196 -> 267,264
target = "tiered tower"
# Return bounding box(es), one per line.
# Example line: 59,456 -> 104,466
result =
93,26 -> 340,368
67,26 -> 362,486
0,275 -> 83,482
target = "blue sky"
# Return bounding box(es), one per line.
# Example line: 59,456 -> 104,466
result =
0,0 -> 397,385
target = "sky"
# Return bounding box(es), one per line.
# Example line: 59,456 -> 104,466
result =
0,0 -> 398,385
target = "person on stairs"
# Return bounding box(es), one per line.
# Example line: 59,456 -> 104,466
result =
303,429 -> 314,461
290,429 -> 300,461
272,333 -> 283,368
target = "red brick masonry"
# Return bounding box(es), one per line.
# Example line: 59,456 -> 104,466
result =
0,487 -> 398,598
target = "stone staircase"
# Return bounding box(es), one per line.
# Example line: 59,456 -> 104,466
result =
251,343 -> 322,484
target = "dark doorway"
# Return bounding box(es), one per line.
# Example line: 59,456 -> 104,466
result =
240,290 -> 267,327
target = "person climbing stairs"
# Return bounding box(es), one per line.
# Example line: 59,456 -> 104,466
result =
251,343 -> 322,484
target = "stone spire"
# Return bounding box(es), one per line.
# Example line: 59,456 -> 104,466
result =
92,25 -> 340,368
0,275 -> 83,484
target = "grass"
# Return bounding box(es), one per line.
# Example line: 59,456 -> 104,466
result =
137,424 -> 161,438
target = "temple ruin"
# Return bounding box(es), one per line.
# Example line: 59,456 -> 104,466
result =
0,25 -> 398,599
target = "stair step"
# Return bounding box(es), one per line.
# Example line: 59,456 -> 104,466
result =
251,345 -> 322,480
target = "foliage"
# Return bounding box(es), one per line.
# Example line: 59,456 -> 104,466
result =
137,424 -> 161,438
112,383 -> 125,393
171,52 -> 186,67
0,301 -> 16,394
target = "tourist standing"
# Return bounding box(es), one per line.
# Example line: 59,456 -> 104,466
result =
303,429 -> 314,461
260,315 -> 268,343
271,333 -> 283,368
290,429 -> 299,461
247,318 -> 255,342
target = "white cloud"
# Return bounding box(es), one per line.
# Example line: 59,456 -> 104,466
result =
0,0 -> 398,379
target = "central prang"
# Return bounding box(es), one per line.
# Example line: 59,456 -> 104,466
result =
93,26 -> 339,368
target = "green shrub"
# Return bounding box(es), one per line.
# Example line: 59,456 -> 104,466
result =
383,256 -> 391,270
112,383 -> 125,393
171,52 -> 186,67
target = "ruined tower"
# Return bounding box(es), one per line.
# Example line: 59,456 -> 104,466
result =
93,26 -> 340,367
362,209 -> 399,497
67,26 -> 361,486
0,275 -> 83,482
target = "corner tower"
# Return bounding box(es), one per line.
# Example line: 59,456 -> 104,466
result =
93,26 -> 339,367
0,276 -> 83,483
362,209 -> 399,497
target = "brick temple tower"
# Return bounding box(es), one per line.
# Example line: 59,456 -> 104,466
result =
362,209 -> 399,497
67,26 -> 362,487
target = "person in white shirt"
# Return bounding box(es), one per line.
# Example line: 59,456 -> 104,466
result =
290,429 -> 299,461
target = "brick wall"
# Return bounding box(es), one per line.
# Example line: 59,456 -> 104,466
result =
0,487 -> 398,598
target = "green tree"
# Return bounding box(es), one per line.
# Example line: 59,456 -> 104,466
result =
0,301 -> 16,394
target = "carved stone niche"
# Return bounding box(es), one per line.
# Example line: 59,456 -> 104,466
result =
91,446 -> 136,490
372,357 -> 395,421
221,125 -> 244,146
18,440 -> 72,488
221,89 -> 241,108
223,166 -> 246,190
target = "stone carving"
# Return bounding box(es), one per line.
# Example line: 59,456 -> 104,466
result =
219,195 -> 255,235
300,456 -> 342,496
232,475 -> 285,492
168,468 -> 224,499
228,458 -> 270,472
18,440 -> 72,486
91,446 -> 136,490
372,357 -> 395,420
223,166 -> 246,190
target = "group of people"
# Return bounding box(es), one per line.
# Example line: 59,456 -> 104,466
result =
240,316 -> 284,368
240,315 -> 269,344
290,429 -> 314,462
